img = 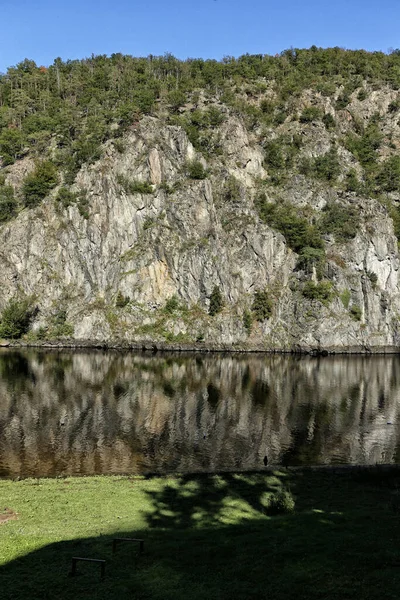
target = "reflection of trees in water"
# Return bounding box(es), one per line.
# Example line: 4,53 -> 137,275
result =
0,349 -> 400,477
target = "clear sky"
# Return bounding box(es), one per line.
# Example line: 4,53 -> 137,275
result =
0,0 -> 399,72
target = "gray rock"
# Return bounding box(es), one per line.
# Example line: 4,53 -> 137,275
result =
1,111 -> 400,352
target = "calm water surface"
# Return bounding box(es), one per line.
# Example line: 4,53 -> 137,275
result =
1,349 -> 400,478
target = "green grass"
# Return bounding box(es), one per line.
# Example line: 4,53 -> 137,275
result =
1,469 -> 400,599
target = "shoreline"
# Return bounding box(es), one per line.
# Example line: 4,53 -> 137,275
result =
2,463 -> 400,483
1,338 -> 400,355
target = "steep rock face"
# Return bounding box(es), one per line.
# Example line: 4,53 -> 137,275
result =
2,111 -> 400,352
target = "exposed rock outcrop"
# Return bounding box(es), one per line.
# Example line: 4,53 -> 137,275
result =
2,98 -> 400,352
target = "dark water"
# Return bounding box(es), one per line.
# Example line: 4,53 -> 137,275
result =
1,348 -> 400,478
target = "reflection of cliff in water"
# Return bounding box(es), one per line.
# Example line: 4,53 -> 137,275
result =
1,349 -> 400,478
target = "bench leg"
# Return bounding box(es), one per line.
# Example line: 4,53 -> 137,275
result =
71,559 -> 77,576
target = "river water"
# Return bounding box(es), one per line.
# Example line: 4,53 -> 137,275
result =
0,349 -> 400,478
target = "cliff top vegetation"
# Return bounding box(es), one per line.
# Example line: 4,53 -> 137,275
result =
1,48 -> 400,202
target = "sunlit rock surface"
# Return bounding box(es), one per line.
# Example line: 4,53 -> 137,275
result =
1,106 -> 400,351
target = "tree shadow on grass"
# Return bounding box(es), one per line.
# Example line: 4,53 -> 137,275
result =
1,469 -> 400,600
143,471 -> 284,529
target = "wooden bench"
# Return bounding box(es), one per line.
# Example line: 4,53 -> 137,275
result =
70,557 -> 106,578
112,537 -> 144,554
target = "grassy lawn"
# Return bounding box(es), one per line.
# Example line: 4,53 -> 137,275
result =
1,469 -> 400,599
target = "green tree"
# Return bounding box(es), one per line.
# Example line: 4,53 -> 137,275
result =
243,310 -> 252,334
115,291 -> 130,308
186,160 -> 207,180
302,281 -> 333,304
0,184 -> 17,222
264,140 -> 285,170
56,187 -> 76,208
0,297 -> 36,339
164,295 -> 179,314
345,168 -> 361,193
296,247 -> 325,278
319,202 -> 359,241
350,304 -> 362,320
23,161 -> 59,207
0,129 -> 24,165
167,90 -> 187,112
252,290 -> 272,321
299,106 -> 322,123
376,156 -> 400,193
345,123 -> 383,167
312,148 -> 340,181
209,286 -> 224,316
207,106 -> 225,126
255,197 -> 324,253
322,113 -> 336,130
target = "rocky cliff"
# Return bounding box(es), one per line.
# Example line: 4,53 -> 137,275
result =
2,81 -> 400,352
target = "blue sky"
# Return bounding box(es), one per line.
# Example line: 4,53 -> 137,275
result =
0,0 -> 399,72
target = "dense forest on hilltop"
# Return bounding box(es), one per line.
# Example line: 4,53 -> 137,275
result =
1,48 -> 400,206
1,49 -> 400,206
